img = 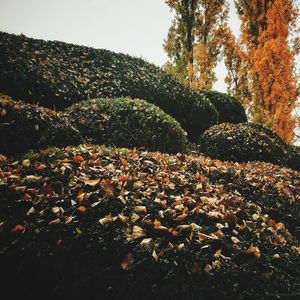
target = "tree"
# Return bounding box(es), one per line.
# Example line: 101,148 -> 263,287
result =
222,27 -> 251,107
233,0 -> 299,143
164,0 -> 229,90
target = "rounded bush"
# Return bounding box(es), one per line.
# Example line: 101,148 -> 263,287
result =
0,31 -> 218,141
200,123 -> 299,170
67,97 -> 189,153
0,94 -> 83,154
198,90 -> 247,124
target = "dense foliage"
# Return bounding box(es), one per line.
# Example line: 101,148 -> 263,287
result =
0,94 -> 83,154
198,90 -> 247,124
230,0 -> 299,143
67,97 -> 189,153
0,31 -> 218,141
164,0 -> 229,90
0,145 -> 299,300
200,123 -> 300,170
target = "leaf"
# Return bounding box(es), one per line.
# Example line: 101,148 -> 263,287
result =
175,213 -> 188,222
131,225 -> 146,239
22,159 -> 30,167
11,224 -> 24,232
0,154 -> 8,162
152,250 -> 159,262
120,157 -> 127,167
204,264 -> 213,274
0,109 -> 7,117
101,179 -> 115,196
61,158 -> 72,163
246,246 -> 261,259
99,214 -> 116,225
231,236 -> 241,244
134,206 -> 147,214
120,253 -> 134,270
73,155 -> 84,163
77,206 -> 86,213
43,182 -> 54,196
26,207 -> 35,215
85,178 -> 100,187
48,218 -> 61,225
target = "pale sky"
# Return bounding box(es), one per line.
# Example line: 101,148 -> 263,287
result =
0,0 -> 243,92
0,0 -> 298,92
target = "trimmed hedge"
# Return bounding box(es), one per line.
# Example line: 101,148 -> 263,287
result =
0,145 -> 299,300
0,94 -> 83,154
67,97 -> 189,153
200,123 -> 300,170
198,90 -> 247,124
0,31 -> 218,141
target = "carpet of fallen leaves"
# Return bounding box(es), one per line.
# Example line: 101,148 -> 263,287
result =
0,144 -> 299,299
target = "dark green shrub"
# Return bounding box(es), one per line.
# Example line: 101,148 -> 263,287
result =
200,123 -> 299,170
0,94 -> 83,154
198,90 -> 247,124
67,97 -> 189,153
0,31 -> 218,141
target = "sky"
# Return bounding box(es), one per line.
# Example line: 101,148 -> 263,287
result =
0,0 -> 244,92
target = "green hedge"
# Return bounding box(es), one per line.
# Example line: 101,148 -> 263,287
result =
198,90 -> 247,124
0,94 -> 83,154
200,123 -> 300,171
67,97 -> 189,153
0,31 -> 218,141
0,145 -> 299,300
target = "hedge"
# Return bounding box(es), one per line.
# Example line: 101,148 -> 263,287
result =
199,123 -> 300,171
198,90 -> 247,124
0,31 -> 218,141
0,94 -> 83,154
66,97 -> 189,153
0,145 -> 299,300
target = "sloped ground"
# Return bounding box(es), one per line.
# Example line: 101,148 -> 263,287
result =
0,145 -> 299,300
200,123 -> 300,171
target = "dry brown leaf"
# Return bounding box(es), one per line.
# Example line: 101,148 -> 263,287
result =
246,246 -> 261,259
120,253 -> 134,270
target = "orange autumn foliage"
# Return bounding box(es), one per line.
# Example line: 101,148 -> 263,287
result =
234,0 -> 299,143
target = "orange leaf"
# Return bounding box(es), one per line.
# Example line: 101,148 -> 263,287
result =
101,179 -> 115,197
73,155 -> 84,163
61,158 -> 72,163
11,224 -> 24,233
120,157 -> 127,167
214,160 -> 223,168
175,213 -> 188,222
77,206 -> 86,213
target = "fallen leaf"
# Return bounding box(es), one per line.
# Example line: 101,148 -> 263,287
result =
22,159 -> 30,167
131,225 -> 146,239
11,224 -> 24,233
73,155 -> 84,163
246,246 -> 261,258
85,178 -> 100,187
77,206 -> 86,213
120,253 -> 134,270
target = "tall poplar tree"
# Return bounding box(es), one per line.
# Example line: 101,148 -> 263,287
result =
164,0 -> 229,90
232,0 -> 299,143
